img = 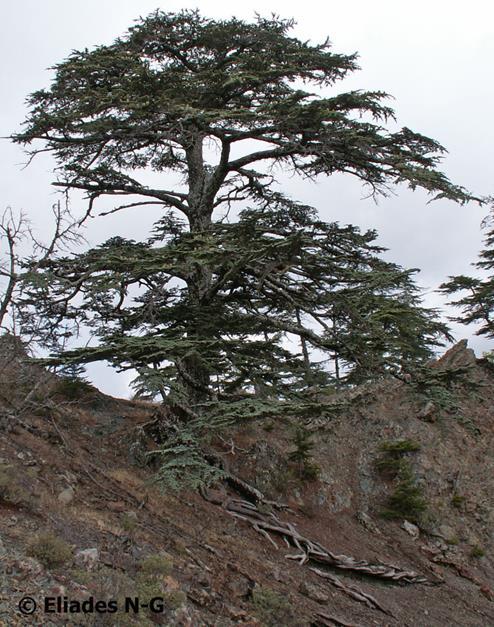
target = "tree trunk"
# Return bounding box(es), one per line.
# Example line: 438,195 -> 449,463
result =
296,308 -> 311,383
179,132 -> 215,404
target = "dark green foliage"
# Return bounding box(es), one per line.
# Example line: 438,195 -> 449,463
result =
251,586 -> 297,626
380,464 -> 427,522
55,362 -> 87,382
375,456 -> 408,477
14,9 -> 472,409
299,462 -> 320,482
376,439 -> 426,522
409,361 -> 481,434
120,512 -> 138,534
147,403 -> 232,490
470,545 -> 485,558
9,13 -> 481,494
410,362 -> 475,412
379,439 -> 421,455
288,427 -> 314,464
14,10 -> 469,205
52,360 -> 92,400
451,494 -> 466,509
441,210 -> 494,338
55,376 -> 93,401
136,553 -> 183,617
20,202 -> 451,404
150,394 -> 327,490
288,426 -> 320,481
27,532 -> 73,568
152,442 -> 225,492
375,439 -> 421,475
139,554 -> 173,577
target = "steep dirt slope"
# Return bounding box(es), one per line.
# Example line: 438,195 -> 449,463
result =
0,337 -> 493,626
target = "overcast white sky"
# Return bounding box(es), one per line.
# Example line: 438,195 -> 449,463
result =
1,1 -> 493,396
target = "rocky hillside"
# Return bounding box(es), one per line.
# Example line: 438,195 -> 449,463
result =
0,336 -> 493,626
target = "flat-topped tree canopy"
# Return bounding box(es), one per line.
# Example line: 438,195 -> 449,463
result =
14,9 -> 472,228
13,10 -> 475,406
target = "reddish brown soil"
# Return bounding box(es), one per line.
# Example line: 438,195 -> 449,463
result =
0,340 -> 493,625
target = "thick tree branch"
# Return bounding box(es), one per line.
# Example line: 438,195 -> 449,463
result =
52,182 -> 189,216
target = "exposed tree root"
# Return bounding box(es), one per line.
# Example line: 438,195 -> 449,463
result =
202,452 -> 290,510
310,568 -> 389,614
224,472 -> 289,511
218,496 -> 425,582
313,612 -> 363,627
203,488 -> 426,616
